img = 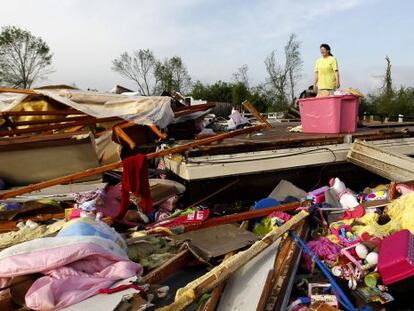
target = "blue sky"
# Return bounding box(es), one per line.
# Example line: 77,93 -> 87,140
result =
0,0 -> 413,94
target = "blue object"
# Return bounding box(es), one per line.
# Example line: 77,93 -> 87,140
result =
254,198 -> 280,210
289,230 -> 357,311
252,198 -> 281,223
4,202 -> 22,211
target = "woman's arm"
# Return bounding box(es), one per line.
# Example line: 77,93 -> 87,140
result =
335,71 -> 340,89
313,72 -> 318,90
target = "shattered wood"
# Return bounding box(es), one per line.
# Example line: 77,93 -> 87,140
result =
0,124 -> 267,199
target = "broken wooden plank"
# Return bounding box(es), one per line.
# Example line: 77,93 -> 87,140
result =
201,252 -> 234,311
157,211 -> 308,311
180,202 -> 300,233
242,101 -> 272,128
264,221 -> 309,311
113,125 -> 136,150
148,124 -> 168,140
10,115 -> 91,127
0,124 -> 267,199
0,109 -> 79,116
347,139 -> 414,182
0,87 -> 38,95
143,249 -> 194,284
0,116 -> 119,136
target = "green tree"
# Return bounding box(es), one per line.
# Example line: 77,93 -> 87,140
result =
190,80 -> 270,112
0,26 -> 53,88
155,56 -> 191,94
191,80 -> 233,103
111,49 -> 158,96
382,55 -> 393,98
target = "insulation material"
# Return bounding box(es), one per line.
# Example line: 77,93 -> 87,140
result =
0,89 -> 174,129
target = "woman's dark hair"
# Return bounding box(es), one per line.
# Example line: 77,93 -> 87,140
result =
320,44 -> 333,56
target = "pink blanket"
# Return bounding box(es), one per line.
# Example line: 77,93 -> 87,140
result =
0,236 -> 142,310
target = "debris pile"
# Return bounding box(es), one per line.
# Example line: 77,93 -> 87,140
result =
1,86 -> 414,310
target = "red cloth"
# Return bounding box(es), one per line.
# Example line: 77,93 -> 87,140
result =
340,204 -> 365,220
121,154 -> 153,216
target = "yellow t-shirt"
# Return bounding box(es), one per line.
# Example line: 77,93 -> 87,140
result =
314,56 -> 338,90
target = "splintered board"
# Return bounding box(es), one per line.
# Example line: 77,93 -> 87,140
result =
217,240 -> 280,311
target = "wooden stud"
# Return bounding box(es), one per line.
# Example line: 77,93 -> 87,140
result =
242,101 -> 272,128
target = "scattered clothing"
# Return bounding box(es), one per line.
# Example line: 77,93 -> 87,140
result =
121,154 -> 153,216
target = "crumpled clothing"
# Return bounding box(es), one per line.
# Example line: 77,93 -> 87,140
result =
121,154 -> 153,216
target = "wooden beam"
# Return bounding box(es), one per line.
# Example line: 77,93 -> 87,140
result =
113,125 -> 136,150
0,110 -> 79,117
0,116 -> 119,136
10,115 -> 91,127
0,87 -> 38,95
0,124 -> 267,199
146,202 -> 301,233
242,101 -> 272,128
147,124 -> 168,140
143,249 -> 193,284
181,202 -> 300,232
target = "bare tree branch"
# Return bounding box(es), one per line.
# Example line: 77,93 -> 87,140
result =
0,26 -> 53,88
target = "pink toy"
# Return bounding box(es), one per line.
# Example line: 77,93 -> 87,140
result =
378,229 -> 414,285
308,186 -> 329,204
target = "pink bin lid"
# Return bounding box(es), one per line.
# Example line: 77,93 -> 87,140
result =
378,229 -> 414,285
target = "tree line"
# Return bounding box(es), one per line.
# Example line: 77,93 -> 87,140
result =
0,25 -> 413,116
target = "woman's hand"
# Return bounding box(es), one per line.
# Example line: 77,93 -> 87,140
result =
335,71 -> 340,89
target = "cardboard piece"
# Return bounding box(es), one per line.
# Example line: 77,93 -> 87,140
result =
268,180 -> 307,202
172,224 -> 258,261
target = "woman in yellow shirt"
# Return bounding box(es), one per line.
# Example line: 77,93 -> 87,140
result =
313,44 -> 340,96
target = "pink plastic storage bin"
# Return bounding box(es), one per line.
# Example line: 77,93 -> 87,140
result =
378,229 -> 414,285
299,95 -> 359,133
